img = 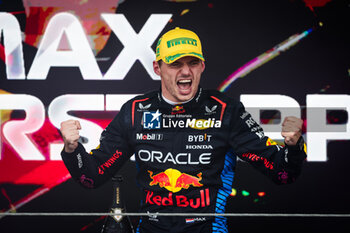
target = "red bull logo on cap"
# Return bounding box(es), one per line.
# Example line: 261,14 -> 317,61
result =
148,168 -> 203,193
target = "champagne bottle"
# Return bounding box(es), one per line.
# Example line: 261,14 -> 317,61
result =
101,175 -> 134,233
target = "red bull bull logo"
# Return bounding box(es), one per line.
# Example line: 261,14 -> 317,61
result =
148,168 -> 203,193
266,137 -> 278,146
171,105 -> 185,114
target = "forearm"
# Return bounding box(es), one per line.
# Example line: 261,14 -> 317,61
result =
61,143 -> 110,188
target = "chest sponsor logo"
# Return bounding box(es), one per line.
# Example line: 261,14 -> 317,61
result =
148,168 -> 203,193
136,133 -> 163,141
171,105 -> 185,115
186,144 -> 213,150
188,134 -> 212,142
145,188 -> 210,209
143,111 -> 221,130
163,118 -> 221,130
143,110 -> 161,129
186,134 -> 213,150
138,150 -> 211,165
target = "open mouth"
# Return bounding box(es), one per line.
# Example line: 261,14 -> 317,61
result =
177,79 -> 192,91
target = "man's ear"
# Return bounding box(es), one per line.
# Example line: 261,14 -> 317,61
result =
153,61 -> 161,76
201,61 -> 205,72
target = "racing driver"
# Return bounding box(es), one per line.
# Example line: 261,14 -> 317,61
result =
60,27 -> 307,233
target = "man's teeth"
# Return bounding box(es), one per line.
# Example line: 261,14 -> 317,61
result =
178,80 -> 191,84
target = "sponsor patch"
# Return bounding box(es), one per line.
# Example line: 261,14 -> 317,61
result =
143,110 -> 162,129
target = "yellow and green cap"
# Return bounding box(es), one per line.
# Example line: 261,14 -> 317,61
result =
155,27 -> 205,64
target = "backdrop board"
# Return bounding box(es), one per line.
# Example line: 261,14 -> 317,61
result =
0,0 -> 350,232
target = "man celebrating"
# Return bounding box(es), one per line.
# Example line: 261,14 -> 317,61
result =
61,27 -> 306,233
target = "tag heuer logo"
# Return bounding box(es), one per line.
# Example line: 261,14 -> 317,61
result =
138,103 -> 151,111
205,105 -> 217,115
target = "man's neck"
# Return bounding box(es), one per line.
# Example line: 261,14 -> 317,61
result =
161,94 -> 193,105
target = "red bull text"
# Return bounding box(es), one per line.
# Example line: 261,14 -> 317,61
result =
145,188 -> 210,209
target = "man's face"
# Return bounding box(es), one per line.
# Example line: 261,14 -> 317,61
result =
153,56 -> 205,103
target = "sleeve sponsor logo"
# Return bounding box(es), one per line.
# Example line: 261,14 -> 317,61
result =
266,137 -> 278,146
244,115 -> 265,139
79,174 -> 94,188
76,153 -> 83,168
266,137 -> 284,151
241,153 -> 274,170
98,149 -> 122,174
278,170 -> 290,184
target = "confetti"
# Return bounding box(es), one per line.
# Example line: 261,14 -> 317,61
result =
257,191 -> 266,197
217,28 -> 313,92
180,9 -> 190,16
242,190 -> 250,196
230,188 -> 237,197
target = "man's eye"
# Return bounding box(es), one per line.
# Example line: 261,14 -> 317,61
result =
170,62 -> 181,67
190,61 -> 200,66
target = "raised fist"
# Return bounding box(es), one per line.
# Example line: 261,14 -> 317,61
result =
281,116 -> 303,146
60,120 -> 81,153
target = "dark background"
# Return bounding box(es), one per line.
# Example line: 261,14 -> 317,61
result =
1,0 -> 350,232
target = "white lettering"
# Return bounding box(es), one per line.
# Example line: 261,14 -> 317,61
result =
138,150 -> 151,161
241,94 -> 300,140
27,13 -> 103,80
0,94 -> 136,161
48,94 -> 104,160
0,13 -> 25,80
102,14 -> 172,80
1,93 -> 347,163
0,94 -> 45,160
307,95 -> 350,161
2,13 -> 171,81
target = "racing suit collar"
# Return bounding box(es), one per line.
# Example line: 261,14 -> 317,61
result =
158,86 -> 203,109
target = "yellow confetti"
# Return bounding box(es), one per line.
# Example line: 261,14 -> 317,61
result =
230,188 -> 237,197
180,9 -> 190,16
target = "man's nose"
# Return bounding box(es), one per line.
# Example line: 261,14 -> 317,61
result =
180,63 -> 191,76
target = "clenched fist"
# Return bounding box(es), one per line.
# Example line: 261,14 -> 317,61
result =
60,120 -> 81,153
281,116 -> 303,146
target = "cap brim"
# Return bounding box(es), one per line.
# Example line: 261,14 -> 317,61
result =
163,52 -> 205,64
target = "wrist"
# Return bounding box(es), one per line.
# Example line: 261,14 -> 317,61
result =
64,145 -> 76,154
285,136 -> 305,151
